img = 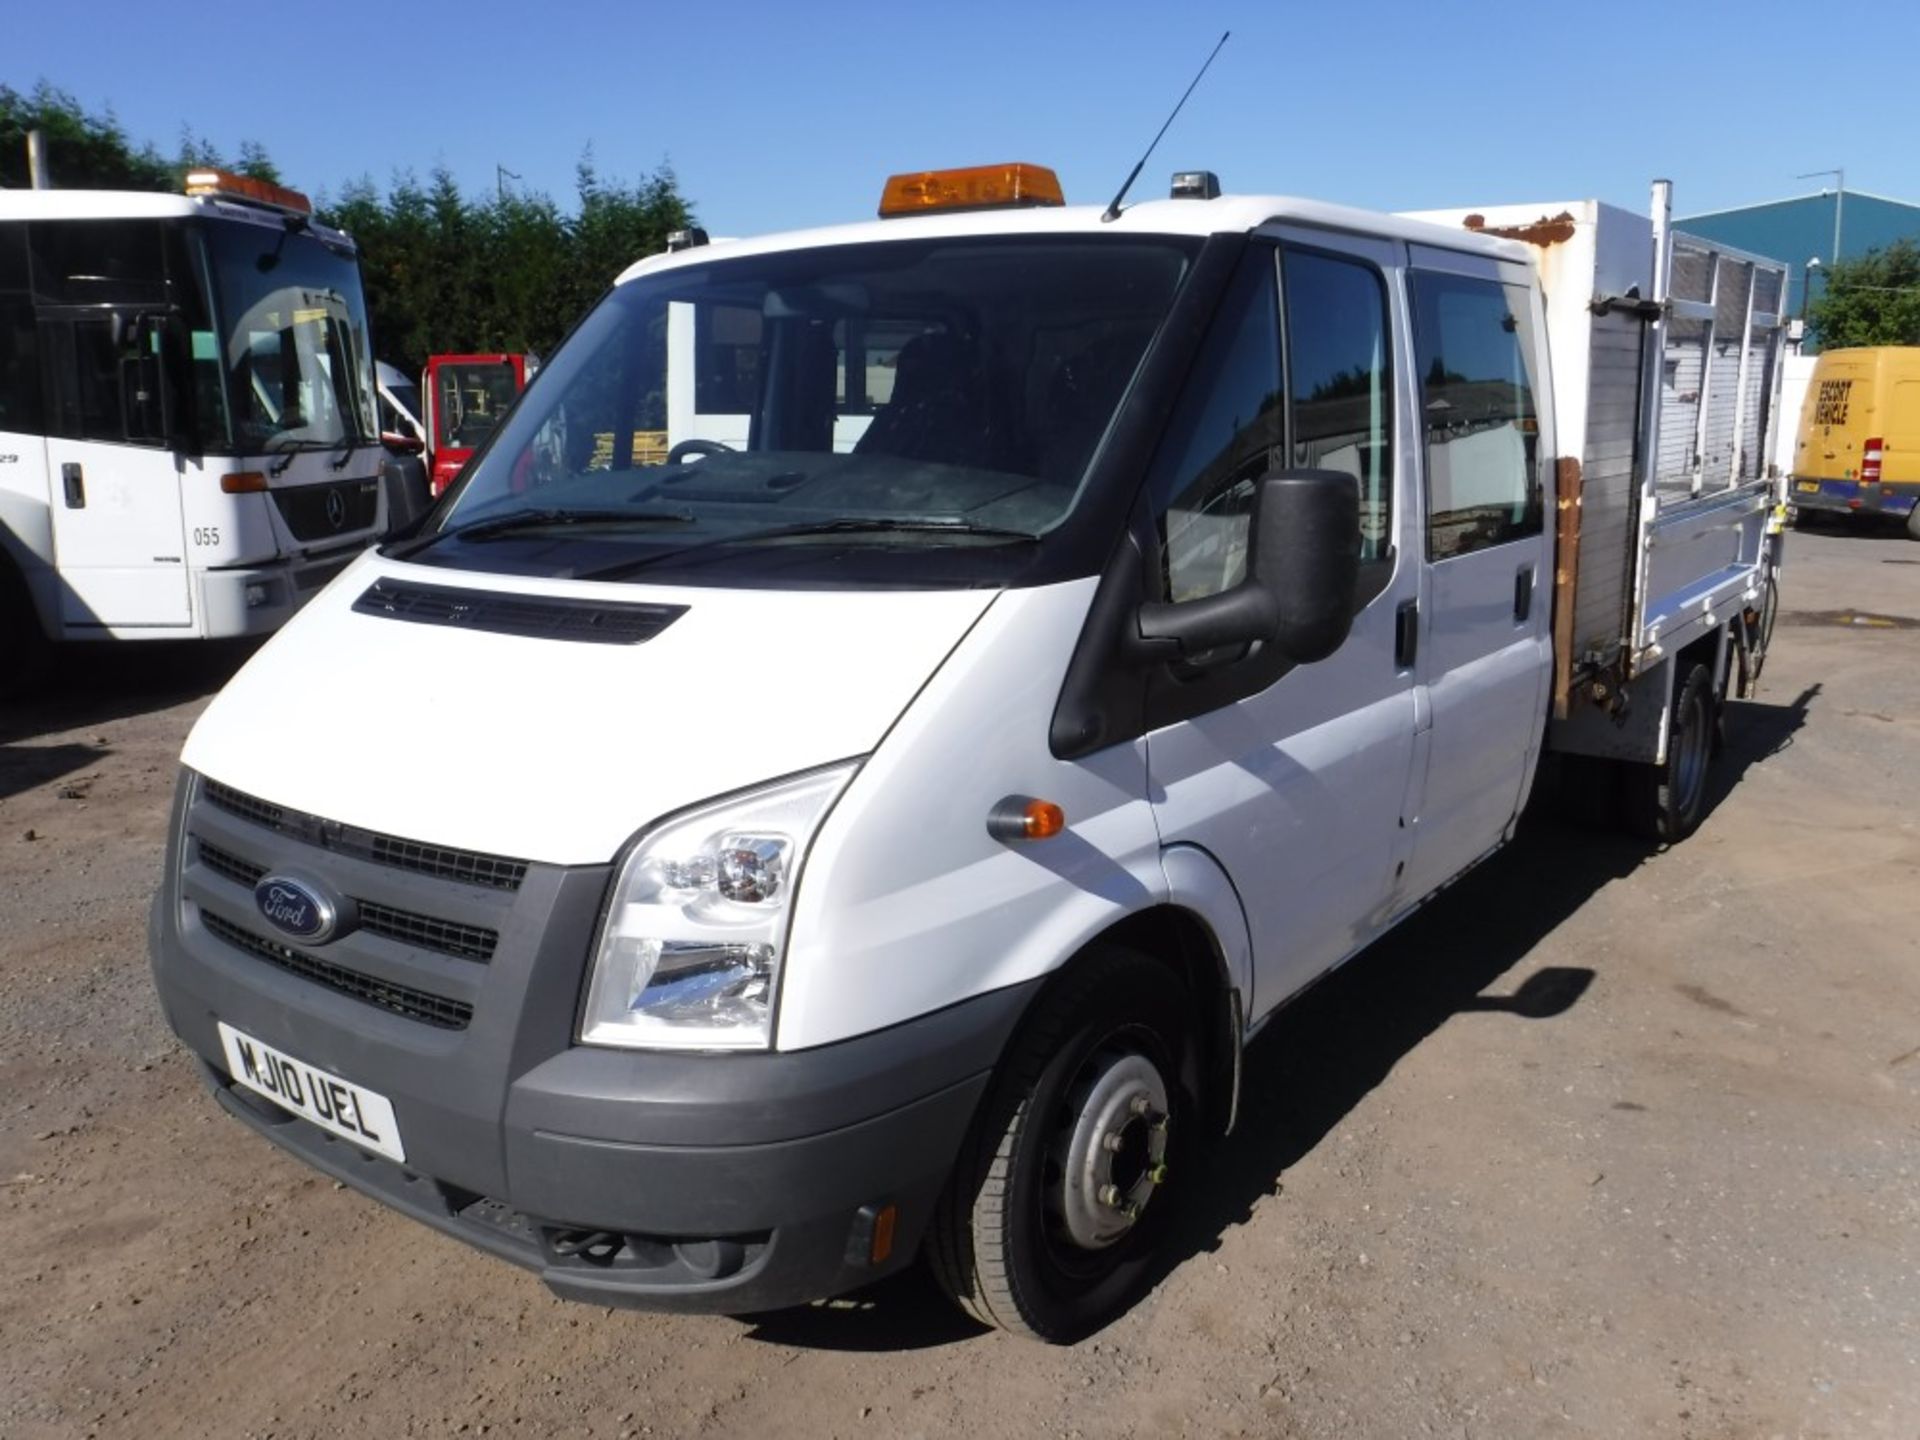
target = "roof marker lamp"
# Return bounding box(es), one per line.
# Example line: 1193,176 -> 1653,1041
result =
581,763 -> 858,1051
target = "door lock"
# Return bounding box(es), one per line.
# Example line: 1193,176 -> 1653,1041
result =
62,463 -> 85,508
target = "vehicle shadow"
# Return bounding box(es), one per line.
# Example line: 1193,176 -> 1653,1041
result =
734,685 -> 1814,1352
0,637 -> 261,748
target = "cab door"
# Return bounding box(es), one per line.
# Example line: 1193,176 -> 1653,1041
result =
1144,236 -> 1418,1018
40,311 -> 191,629
1394,253 -> 1552,906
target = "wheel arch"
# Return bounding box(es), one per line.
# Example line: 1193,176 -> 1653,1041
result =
997,887 -> 1249,1142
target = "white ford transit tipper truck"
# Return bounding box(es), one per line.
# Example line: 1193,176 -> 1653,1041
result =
149,166 -> 1789,1341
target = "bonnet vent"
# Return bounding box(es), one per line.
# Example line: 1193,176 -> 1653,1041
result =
353,578 -> 687,645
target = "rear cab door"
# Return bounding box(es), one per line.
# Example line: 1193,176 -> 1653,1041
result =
1394,247 -> 1553,907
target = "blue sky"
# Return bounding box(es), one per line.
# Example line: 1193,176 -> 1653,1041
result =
16,0 -> 1920,235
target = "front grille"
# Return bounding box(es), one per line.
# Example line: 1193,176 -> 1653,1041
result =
357,900 -> 497,962
274,479 -> 380,541
200,910 -> 472,1030
195,838 -> 499,962
204,780 -> 284,832
201,779 -> 527,892
368,833 -> 528,891
353,578 -> 687,646
197,838 -> 263,888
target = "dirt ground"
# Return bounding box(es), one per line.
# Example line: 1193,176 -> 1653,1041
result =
2,524 -> 1917,1440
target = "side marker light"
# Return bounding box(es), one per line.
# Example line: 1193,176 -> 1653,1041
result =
988,796 -> 1066,843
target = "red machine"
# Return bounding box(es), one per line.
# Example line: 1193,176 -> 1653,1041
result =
422,353 -> 536,495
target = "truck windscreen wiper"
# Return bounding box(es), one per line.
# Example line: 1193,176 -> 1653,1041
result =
264,436 -> 345,477
328,432 -> 361,471
578,515 -> 1041,581
387,506 -> 697,559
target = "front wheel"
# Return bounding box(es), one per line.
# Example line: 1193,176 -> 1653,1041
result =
0,569 -> 52,701
1905,503 -> 1920,541
927,949 -> 1193,1342
1628,661 -> 1714,844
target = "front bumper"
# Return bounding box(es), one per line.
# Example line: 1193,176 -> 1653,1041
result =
148,776 -> 1030,1313
196,545 -> 370,637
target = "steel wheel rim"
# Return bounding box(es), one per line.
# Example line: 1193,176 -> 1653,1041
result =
1673,688 -> 1710,819
1041,1034 -> 1172,1271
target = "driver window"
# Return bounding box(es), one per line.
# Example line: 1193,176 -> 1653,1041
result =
1145,250 -> 1283,603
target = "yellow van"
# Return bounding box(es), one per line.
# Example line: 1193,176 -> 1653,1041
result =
1792,346 -> 1920,537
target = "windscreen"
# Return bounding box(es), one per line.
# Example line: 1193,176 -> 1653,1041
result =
429,235 -> 1195,584
201,220 -> 376,456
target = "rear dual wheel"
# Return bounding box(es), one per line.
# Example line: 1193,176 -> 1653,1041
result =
1629,661 -> 1714,844
928,949 -> 1191,1342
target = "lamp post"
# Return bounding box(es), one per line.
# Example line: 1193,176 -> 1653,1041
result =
1801,256 -> 1821,321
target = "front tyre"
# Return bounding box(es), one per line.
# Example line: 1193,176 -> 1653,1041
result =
928,949 -> 1192,1342
0,566 -> 52,701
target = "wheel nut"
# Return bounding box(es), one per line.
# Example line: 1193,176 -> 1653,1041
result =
1098,1183 -> 1123,1208
1147,1163 -> 1169,1186
1102,1131 -> 1126,1153
1129,1094 -> 1153,1117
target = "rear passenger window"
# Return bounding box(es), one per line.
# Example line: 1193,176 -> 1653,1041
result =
1283,250 -> 1392,561
1411,273 -> 1543,559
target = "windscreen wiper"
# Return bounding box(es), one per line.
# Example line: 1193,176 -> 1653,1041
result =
264,436 -> 341,477
386,506 -> 696,559
581,515 -> 1040,581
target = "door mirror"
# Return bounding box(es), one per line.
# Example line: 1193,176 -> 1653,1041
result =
1258,466 -> 1361,663
1137,467 -> 1360,665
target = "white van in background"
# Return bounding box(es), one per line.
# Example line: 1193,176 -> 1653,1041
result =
0,171 -> 388,695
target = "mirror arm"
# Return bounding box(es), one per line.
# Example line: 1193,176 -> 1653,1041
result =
1136,582 -> 1279,658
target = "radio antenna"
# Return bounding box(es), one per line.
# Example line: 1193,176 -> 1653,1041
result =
1101,30 -> 1231,223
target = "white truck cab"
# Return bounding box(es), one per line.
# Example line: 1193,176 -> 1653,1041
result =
0,171 -> 388,694
149,165 -> 1787,1340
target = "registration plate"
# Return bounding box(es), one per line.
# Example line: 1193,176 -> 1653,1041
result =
1796,480 -> 1821,493
217,1022 -> 406,1162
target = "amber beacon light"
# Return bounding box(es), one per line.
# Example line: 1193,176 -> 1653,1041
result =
184,168 -> 314,216
878,163 -> 1065,218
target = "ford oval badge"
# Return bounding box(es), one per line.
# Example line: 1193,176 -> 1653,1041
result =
254,875 -> 338,943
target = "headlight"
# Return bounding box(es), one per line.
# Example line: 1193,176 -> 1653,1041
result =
579,762 -> 858,1051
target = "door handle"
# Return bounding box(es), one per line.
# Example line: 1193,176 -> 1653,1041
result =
62,462 -> 85,509
1395,598 -> 1418,668
1513,564 -> 1535,624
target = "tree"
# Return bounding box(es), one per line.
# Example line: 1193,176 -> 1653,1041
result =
1,80 -> 277,191
320,153 -> 695,373
1806,240 -> 1920,350
0,82 -> 173,190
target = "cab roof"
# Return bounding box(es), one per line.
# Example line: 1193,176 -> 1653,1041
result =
0,187 -> 357,251
615,193 -> 1530,286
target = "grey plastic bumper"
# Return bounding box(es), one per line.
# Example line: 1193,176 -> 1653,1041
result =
148,777 -> 1033,1312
